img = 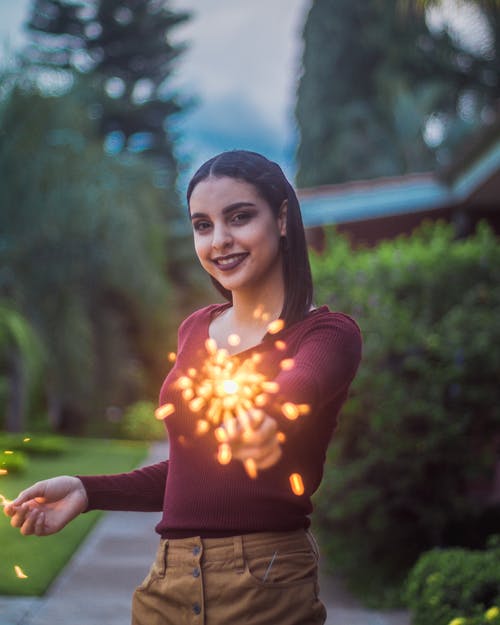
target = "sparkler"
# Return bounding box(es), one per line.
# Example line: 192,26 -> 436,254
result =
0,493 -> 12,507
155,318 -> 310,495
14,565 -> 28,579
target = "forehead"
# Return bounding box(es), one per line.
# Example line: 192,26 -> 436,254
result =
189,176 -> 262,212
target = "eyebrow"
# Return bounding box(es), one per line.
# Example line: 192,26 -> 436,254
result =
190,201 -> 256,220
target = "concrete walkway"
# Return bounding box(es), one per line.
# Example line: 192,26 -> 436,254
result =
1,443 -> 410,625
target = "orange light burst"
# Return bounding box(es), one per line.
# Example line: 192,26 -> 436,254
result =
267,319 -> 285,335
168,352 -> 177,363
0,493 -> 12,506
14,565 -> 28,579
289,473 -> 305,496
280,358 -> 295,371
176,338 -> 280,436
227,334 -> 241,347
0,470 -> 8,476
175,337 -> 284,475
281,402 -> 310,420
154,403 -> 175,420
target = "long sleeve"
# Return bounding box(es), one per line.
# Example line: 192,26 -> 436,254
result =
78,460 -> 168,512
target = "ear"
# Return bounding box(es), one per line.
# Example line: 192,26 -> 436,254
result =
278,200 -> 288,236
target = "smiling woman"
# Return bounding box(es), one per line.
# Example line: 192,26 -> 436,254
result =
5,150 -> 362,625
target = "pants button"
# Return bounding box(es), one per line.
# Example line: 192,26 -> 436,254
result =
192,567 -> 200,578
192,602 -> 201,615
192,546 -> 201,556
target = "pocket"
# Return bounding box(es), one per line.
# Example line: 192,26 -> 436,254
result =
244,546 -> 318,588
136,540 -> 167,591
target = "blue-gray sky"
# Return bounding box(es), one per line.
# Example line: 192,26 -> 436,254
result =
0,0 -> 310,182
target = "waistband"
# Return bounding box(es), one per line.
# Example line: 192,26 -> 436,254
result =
155,529 -> 320,573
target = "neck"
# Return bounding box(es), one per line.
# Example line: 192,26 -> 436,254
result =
230,282 -> 285,329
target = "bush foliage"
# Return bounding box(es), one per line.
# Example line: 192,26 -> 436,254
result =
406,538 -> 500,625
120,400 -> 167,441
310,221 -> 500,604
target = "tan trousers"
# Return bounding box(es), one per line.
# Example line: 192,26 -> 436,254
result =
131,530 -> 327,625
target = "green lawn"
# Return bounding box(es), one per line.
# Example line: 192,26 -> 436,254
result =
0,437 -> 148,596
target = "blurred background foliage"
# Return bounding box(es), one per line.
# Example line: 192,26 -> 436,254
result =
0,0 -> 210,436
296,0 -> 500,186
311,221 -> 500,604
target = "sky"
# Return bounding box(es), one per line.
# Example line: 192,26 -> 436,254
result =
0,0 -> 310,182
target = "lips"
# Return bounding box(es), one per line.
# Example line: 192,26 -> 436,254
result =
212,253 -> 249,271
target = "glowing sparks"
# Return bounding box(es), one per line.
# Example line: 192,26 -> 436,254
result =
289,473 -> 305,496
244,458 -> 258,479
3,450 -> 13,455
280,358 -> 295,371
275,340 -> 287,351
0,493 -> 12,507
176,338 -> 286,476
217,443 -> 232,465
267,319 -> 285,335
0,470 -> 8,476
222,379 -> 238,394
281,402 -> 310,420
23,437 -> 31,443
154,403 -> 175,420
168,352 -> 177,363
227,333 -> 241,347
14,565 -> 28,579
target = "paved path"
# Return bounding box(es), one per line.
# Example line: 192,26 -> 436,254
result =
1,443 -> 410,625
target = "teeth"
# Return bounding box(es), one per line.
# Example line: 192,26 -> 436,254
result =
217,255 -> 244,266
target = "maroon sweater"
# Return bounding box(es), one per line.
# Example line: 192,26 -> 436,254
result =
79,304 -> 362,538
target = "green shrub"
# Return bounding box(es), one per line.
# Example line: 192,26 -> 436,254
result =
405,538 -> 500,625
311,221 -> 500,604
0,433 -> 68,456
120,400 -> 167,441
0,449 -> 28,474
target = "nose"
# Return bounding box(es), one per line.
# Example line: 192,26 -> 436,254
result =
211,222 -> 233,252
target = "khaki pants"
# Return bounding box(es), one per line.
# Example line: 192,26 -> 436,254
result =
132,530 -> 327,625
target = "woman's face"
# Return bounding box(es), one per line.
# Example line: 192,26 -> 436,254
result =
189,176 -> 287,297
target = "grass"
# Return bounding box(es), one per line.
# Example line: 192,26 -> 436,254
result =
0,436 -> 148,596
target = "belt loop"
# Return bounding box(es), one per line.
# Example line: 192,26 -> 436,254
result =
233,535 -> 245,574
160,538 -> 169,576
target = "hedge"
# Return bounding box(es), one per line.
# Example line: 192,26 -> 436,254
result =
310,221 -> 500,605
405,537 -> 500,625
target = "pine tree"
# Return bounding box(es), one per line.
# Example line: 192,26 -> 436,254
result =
24,0 -> 189,183
295,0 -> 500,186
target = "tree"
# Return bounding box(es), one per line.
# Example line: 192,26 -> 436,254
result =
295,0 -> 500,187
24,0 -> 190,185
0,72 -> 179,431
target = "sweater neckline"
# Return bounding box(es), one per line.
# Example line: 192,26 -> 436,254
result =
202,303 -> 330,358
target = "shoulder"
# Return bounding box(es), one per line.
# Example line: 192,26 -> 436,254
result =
290,306 -> 361,343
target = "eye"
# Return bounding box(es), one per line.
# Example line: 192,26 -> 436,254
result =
193,220 -> 212,233
231,211 -> 252,225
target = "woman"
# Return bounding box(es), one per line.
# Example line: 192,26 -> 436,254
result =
5,150 -> 362,624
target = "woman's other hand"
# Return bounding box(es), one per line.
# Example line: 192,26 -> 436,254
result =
4,476 -> 88,536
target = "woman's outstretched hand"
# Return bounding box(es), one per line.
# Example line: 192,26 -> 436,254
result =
222,410 -> 282,476
4,476 -> 88,536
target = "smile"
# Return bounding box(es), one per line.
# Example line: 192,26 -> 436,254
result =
212,253 -> 249,271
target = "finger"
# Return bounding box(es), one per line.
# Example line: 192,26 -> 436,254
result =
34,512 -> 47,536
9,502 -> 32,528
255,445 -> 282,470
12,482 -> 46,507
20,507 -> 42,536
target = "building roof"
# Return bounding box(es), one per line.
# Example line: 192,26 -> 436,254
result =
297,129 -> 500,228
